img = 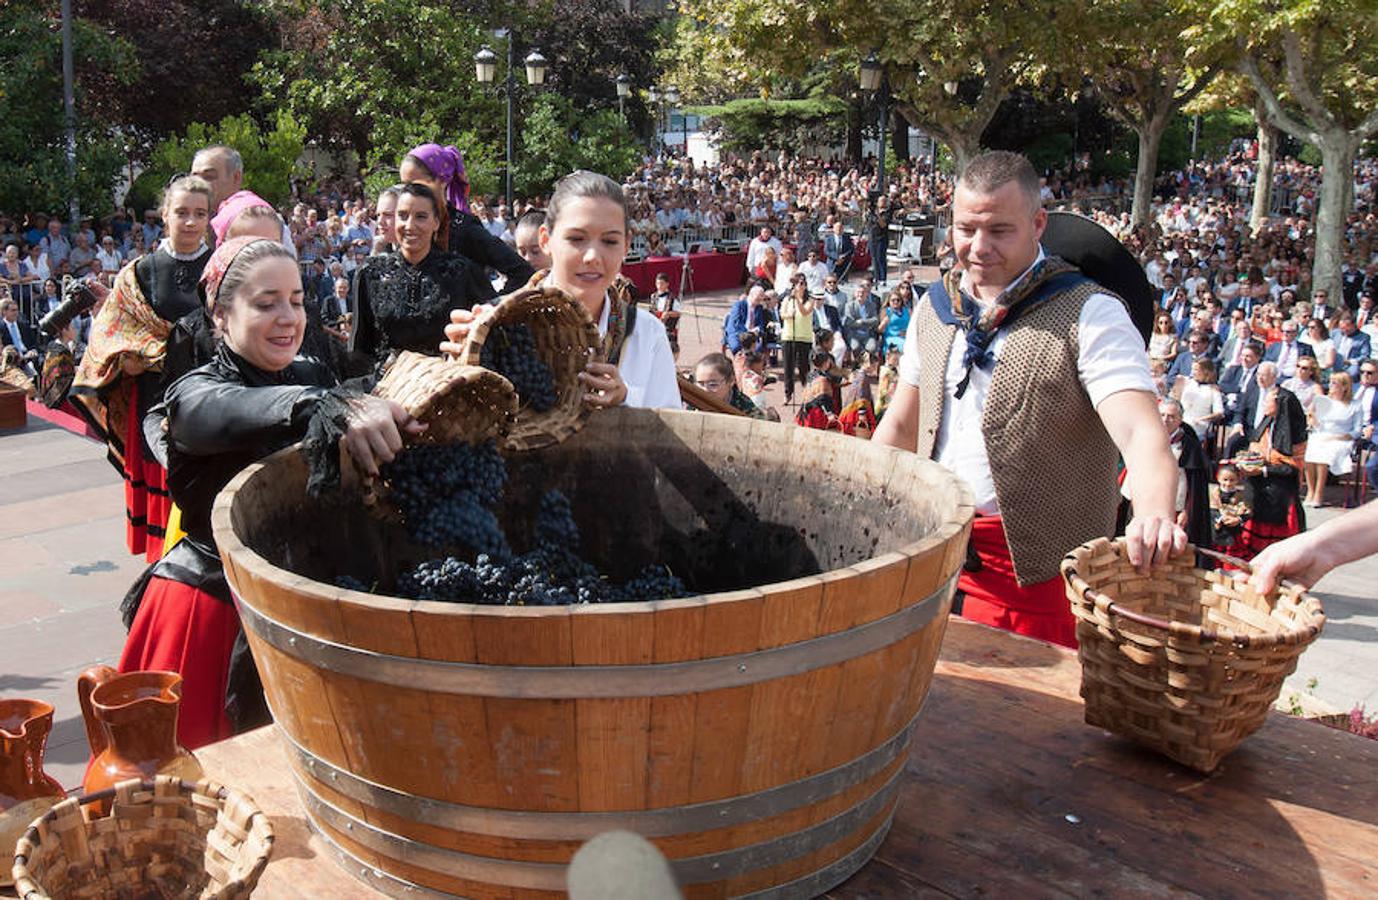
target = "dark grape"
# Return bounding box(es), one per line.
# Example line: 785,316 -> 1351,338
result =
381,441 -> 508,554
479,323 -> 558,411
534,489 -> 581,552
334,574 -> 371,592
375,448 -> 687,606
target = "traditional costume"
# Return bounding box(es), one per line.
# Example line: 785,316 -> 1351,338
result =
117,237 -> 340,750
349,246 -> 496,365
1118,421 -> 1213,548
529,270 -> 680,410
1209,483 -> 1251,551
901,249 -> 1155,648
1237,386 -> 1307,558
72,240 -> 211,561
405,143 -> 534,289
795,367 -> 843,431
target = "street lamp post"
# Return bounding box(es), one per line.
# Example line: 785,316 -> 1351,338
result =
616,73 -> 631,119
665,85 -> 680,155
60,0 -> 79,225
475,37 -> 548,210
859,53 -> 887,197
648,86 -> 663,156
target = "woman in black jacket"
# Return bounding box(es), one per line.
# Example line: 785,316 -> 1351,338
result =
350,183 -> 497,366
119,236 -> 423,749
399,142 -> 535,289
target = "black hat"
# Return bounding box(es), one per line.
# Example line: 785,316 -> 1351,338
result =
1042,211 -> 1154,344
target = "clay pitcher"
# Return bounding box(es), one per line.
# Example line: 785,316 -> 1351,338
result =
0,699 -> 67,887
78,666 -> 203,802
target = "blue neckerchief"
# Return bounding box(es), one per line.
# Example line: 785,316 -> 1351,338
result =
928,269 -> 1089,398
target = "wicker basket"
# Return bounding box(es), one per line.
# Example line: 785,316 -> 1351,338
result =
1062,538 -> 1325,772
372,351 -> 517,446
12,776 -> 274,899
457,284 -> 601,451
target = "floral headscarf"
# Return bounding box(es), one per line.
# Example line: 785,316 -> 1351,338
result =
201,236 -> 273,310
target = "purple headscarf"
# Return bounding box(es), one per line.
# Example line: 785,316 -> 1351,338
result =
406,143 -> 471,214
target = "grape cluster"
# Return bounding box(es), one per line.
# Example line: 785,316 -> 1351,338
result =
390,488 -> 686,606
479,323 -> 558,411
334,574 -> 372,592
381,441 -> 509,556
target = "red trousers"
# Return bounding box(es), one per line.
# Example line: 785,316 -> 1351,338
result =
957,515 -> 1077,649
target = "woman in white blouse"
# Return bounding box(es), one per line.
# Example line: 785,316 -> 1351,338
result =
1281,357 -> 1323,413
1177,357 -> 1224,447
443,171 -> 679,410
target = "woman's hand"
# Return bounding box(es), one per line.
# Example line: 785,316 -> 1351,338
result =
342,396 -> 426,477
579,361 -> 628,408
439,303 -> 496,357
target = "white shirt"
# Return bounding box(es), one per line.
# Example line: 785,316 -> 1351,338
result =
1274,340 -> 1301,377
1180,379 -> 1224,427
1356,385 -> 1376,425
798,259 -> 829,295
96,248 -> 123,272
597,300 -> 681,409
1253,386 -> 1273,430
745,236 -> 782,274
26,253 -> 50,281
899,249 -> 1155,515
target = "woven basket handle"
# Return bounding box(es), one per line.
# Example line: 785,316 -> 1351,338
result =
1072,539 -> 1307,645
1192,544 -> 1306,595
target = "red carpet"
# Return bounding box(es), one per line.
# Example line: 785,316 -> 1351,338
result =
25,399 -> 101,441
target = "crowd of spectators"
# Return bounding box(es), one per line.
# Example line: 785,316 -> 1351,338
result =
5,147 -> 1377,479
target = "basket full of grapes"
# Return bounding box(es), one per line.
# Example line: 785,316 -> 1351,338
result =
372,352 -> 518,446
458,284 -> 601,451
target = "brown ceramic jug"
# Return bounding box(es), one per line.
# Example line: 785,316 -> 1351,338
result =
0,699 -> 67,887
78,666 -> 204,803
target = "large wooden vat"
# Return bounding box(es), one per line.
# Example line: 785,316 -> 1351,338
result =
213,408 -> 973,898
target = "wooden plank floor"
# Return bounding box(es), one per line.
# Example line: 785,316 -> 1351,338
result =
168,618 -> 1377,899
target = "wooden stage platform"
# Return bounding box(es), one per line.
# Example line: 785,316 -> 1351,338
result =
180,618 -> 1378,898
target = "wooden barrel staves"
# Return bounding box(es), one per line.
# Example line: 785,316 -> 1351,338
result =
213,408 -> 974,898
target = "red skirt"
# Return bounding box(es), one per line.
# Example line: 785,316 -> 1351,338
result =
118,576 -> 241,750
124,380 -> 170,562
1236,504 -> 1302,561
957,515 -> 1077,649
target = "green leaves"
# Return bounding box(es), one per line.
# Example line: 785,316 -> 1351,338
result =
511,93 -> 641,198
0,3 -> 135,215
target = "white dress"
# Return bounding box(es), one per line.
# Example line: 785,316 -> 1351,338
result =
1304,395 -> 1363,474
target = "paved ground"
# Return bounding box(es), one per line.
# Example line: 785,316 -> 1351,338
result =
3,272 -> 1375,790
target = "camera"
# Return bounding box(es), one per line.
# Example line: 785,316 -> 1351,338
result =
39,276 -> 99,338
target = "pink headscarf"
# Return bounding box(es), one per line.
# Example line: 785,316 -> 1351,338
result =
406,143 -> 471,214
210,190 -> 274,244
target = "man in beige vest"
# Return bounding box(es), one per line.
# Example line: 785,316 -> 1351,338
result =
874,151 -> 1185,647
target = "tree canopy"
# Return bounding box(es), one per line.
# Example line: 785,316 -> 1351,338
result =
0,3 -> 136,216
